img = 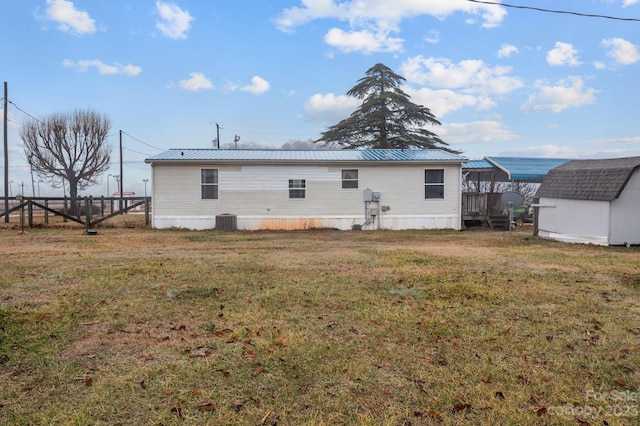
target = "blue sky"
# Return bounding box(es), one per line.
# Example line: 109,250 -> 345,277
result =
2,0 -> 640,196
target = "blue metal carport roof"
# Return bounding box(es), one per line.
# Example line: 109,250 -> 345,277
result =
463,157 -> 573,182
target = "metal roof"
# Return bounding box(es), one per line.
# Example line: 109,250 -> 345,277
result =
486,157 -> 572,181
462,156 -> 573,182
463,159 -> 494,170
146,148 -> 467,163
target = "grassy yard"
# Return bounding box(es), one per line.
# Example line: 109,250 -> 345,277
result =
0,227 -> 639,425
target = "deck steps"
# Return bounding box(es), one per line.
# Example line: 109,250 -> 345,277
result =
488,215 -> 510,230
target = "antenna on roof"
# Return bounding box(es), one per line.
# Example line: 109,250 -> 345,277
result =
234,135 -> 240,149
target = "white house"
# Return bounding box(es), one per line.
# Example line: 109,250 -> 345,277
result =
535,156 -> 640,246
145,149 -> 467,231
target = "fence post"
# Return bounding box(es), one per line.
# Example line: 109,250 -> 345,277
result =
44,199 -> 49,224
533,197 -> 539,236
85,197 -> 93,230
28,200 -> 33,228
63,198 -> 68,223
18,196 -> 24,232
144,197 -> 150,226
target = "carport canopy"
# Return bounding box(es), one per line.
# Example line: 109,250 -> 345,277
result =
463,157 -> 573,183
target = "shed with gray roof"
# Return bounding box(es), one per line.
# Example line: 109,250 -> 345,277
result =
535,156 -> 640,245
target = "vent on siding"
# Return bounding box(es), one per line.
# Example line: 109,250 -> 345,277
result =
215,214 -> 237,231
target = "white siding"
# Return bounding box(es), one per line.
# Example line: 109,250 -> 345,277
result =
151,162 -> 462,230
537,170 -> 640,246
537,197 -> 611,245
610,170 -> 640,245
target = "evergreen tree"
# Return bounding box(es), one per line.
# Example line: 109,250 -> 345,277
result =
316,63 -> 457,152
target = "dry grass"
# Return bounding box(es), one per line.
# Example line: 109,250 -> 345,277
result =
1,227 -> 639,425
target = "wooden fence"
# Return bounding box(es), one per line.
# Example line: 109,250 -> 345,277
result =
0,196 -> 151,230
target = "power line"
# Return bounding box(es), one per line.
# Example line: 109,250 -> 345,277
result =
467,0 -> 640,22
123,147 -> 151,157
120,131 -> 163,151
7,100 -> 46,124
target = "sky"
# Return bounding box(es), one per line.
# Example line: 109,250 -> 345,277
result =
1,0 -> 640,197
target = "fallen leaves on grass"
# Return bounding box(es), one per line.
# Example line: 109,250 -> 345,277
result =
170,406 -> 183,418
197,403 -> 215,412
188,347 -> 213,358
452,403 -> 472,413
414,410 -> 443,421
612,378 -> 636,391
536,407 -> 547,416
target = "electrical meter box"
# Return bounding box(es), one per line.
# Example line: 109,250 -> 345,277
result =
364,189 -> 381,201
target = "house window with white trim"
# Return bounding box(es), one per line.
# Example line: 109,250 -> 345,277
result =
425,169 -> 444,199
201,169 -> 218,199
289,179 -> 306,199
342,169 -> 358,188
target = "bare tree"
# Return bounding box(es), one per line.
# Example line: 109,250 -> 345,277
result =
462,178 -> 539,203
281,139 -> 331,150
21,109 -> 111,203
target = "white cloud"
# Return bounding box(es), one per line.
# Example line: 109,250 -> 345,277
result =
397,56 -> 524,118
601,38 -> 640,65
178,72 -> 213,91
497,44 -> 518,58
623,0 -> 639,6
304,93 -> 360,122
586,136 -> 640,146
155,1 -> 193,40
401,56 -> 523,95
0,109 -> 20,131
324,27 -> 403,54
424,30 -> 440,44
501,144 -> 580,158
440,121 -> 517,144
546,42 -> 581,67
63,59 -> 142,76
275,0 -> 507,32
240,76 -> 271,95
521,76 -> 597,113
405,87 -> 495,118
46,0 -> 95,35
275,0 -> 507,53
223,81 -> 239,92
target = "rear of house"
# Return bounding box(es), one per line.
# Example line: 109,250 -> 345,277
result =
535,157 -> 640,246
145,149 -> 467,231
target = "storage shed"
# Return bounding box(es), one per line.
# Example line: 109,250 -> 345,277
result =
535,156 -> 640,246
145,149 -> 467,231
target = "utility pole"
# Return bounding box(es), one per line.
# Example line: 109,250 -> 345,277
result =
216,123 -> 220,149
119,130 -> 123,210
4,82 -> 9,222
29,155 -> 35,197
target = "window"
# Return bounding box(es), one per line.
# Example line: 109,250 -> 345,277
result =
201,169 -> 218,199
289,179 -> 306,199
425,169 -> 444,199
342,169 -> 358,188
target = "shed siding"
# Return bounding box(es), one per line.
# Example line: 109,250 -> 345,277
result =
537,197 -> 611,245
151,162 -> 462,230
609,170 -> 640,245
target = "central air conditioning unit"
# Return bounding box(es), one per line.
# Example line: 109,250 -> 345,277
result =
215,214 -> 237,231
